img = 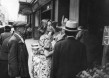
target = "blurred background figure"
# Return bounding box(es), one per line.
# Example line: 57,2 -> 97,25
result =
26,27 -> 32,38
0,25 -> 12,45
79,26 -> 103,68
76,26 -> 86,40
0,25 -> 12,78
61,16 -> 68,27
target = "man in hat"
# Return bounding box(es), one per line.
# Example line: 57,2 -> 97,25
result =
50,20 -> 87,78
0,25 -> 12,45
8,21 -> 30,78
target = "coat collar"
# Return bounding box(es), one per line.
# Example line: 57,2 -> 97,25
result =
67,36 -> 75,38
67,36 -> 76,40
14,33 -> 25,43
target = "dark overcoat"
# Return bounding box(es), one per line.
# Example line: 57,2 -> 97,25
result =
8,33 -> 30,77
50,37 -> 87,78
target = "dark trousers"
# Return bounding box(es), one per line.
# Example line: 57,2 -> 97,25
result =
0,60 -> 10,78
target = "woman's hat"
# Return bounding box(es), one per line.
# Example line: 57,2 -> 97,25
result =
63,20 -> 79,32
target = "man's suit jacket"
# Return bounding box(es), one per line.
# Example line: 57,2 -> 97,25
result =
8,33 -> 30,77
51,37 -> 87,78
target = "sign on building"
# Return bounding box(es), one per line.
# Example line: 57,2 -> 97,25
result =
102,26 -> 109,45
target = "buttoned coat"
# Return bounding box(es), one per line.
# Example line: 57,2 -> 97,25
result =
50,37 -> 87,78
8,33 -> 30,77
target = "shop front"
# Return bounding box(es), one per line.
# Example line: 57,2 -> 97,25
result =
31,0 -> 53,39
18,0 -> 80,39
31,0 -> 80,39
18,0 -> 109,77
19,0 -> 33,38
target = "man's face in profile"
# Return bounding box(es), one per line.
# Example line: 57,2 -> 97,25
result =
18,27 -> 26,35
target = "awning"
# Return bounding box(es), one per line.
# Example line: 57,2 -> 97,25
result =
19,0 -> 33,3
32,0 -> 51,12
19,1 -> 33,15
19,0 -> 51,14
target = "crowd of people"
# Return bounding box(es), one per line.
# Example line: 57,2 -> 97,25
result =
31,19 -> 66,78
31,19 -> 88,78
0,18 -> 108,78
31,18 -> 106,78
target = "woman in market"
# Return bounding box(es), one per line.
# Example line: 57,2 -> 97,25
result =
31,20 -> 66,78
31,20 -> 54,78
32,19 -> 66,78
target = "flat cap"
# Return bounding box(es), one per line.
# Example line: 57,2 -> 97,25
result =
13,21 -> 27,28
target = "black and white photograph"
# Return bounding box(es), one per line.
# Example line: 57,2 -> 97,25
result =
0,0 -> 109,78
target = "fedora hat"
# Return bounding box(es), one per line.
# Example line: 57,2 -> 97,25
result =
63,20 -> 79,32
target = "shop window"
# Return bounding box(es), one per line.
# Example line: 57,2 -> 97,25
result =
41,2 -> 52,20
41,3 -> 52,13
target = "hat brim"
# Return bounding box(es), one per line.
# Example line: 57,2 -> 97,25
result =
56,26 -> 81,32
63,27 -> 80,32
